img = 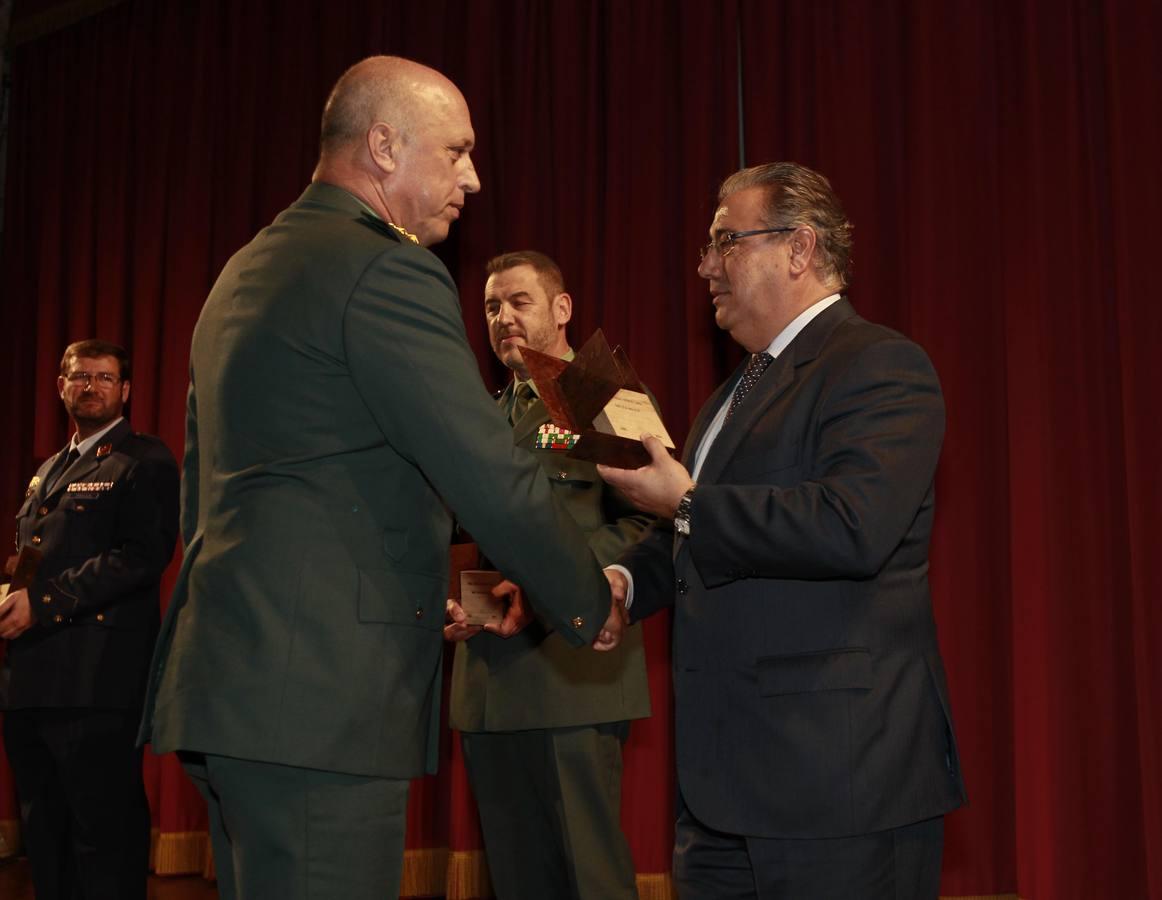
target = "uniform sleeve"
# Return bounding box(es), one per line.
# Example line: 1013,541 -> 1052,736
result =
342,246 -> 609,647
586,386 -> 660,566
180,379 -> 199,548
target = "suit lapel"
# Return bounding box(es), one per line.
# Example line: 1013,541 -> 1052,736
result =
34,447 -> 71,501
681,370 -> 740,469
696,356 -> 795,484
694,297 -> 858,485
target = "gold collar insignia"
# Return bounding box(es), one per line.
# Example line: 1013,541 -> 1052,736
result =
388,223 -> 420,244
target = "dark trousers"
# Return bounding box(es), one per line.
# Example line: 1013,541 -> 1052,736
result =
673,797 -> 944,900
2,707 -> 150,900
461,722 -> 639,900
180,752 -> 410,900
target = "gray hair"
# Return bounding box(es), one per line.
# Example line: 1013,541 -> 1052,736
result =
720,162 -> 853,288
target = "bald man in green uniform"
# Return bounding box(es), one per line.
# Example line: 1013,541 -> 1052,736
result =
446,252 -> 652,899
141,58 -> 626,900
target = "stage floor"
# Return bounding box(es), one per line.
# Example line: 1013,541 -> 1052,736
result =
0,858 -> 219,899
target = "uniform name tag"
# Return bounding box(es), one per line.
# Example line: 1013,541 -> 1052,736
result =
67,481 -> 114,492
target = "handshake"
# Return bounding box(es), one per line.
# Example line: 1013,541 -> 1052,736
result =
444,568 -> 630,651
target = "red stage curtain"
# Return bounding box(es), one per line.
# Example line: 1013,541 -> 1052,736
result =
2,1 -> 1160,898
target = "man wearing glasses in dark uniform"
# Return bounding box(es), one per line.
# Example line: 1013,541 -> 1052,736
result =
1,339 -> 179,900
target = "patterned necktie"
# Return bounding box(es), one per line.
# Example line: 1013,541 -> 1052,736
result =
726,352 -> 774,420
510,382 -> 537,425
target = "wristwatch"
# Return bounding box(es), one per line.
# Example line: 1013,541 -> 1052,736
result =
674,484 -> 696,537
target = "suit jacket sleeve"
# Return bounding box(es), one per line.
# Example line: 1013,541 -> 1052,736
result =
32,444 -> 180,623
687,337 -> 944,586
617,519 -> 678,622
343,245 -> 609,646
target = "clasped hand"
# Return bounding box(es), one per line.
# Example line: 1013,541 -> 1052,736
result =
443,577 -> 628,652
0,587 -> 35,640
444,578 -> 531,641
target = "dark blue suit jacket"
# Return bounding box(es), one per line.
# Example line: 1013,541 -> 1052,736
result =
621,298 -> 967,838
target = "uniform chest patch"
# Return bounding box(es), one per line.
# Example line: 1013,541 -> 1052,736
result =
535,423 -> 579,451
67,481 -> 115,493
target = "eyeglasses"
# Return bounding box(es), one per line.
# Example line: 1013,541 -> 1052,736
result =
64,372 -> 121,387
699,227 -> 795,262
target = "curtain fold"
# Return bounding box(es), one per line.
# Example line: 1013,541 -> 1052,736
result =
2,1 -> 1159,897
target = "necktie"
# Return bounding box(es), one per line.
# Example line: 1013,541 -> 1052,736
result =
726,352 -> 774,420
510,382 -> 537,425
45,447 -> 80,494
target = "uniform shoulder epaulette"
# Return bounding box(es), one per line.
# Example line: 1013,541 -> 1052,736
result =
122,432 -> 175,461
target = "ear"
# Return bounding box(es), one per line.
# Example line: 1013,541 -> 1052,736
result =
57,375 -> 66,399
120,380 -> 131,405
553,292 -> 573,327
367,122 -> 401,175
786,226 -> 818,277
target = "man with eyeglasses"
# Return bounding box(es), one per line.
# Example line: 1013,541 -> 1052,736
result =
1,339 -> 179,900
600,162 -> 966,899
140,57 -> 623,898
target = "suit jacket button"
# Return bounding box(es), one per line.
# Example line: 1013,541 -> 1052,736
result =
31,535 -> 42,545
571,616 -> 584,629
53,614 -> 63,623
415,607 -> 424,619
677,578 -> 688,595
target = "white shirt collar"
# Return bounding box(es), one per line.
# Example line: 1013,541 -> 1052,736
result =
762,293 -> 842,360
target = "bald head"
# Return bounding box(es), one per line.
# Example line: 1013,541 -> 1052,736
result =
314,56 -> 481,246
320,57 -> 452,156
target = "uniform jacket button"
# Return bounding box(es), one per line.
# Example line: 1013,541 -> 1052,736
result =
31,535 -> 42,545
571,616 -> 584,629
38,506 -> 48,515
414,607 -> 424,619
53,614 -> 63,623
96,613 -> 105,622
42,595 -> 51,604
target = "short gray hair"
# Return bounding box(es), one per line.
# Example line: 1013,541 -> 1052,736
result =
719,162 -> 853,288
